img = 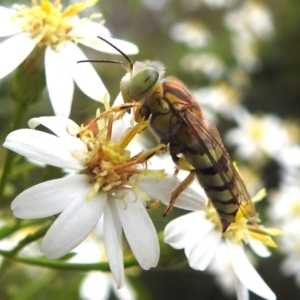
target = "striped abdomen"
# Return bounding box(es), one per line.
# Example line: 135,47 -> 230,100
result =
185,146 -> 242,232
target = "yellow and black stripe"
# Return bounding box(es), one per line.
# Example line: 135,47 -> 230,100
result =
159,77 -> 256,232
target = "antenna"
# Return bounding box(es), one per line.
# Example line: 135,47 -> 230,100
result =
77,36 -> 133,72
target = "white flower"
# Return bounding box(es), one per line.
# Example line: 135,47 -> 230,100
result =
80,271 -> 135,300
3,110 -> 202,288
268,182 -> 300,224
277,220 -> 300,288
226,107 -> 290,162
225,1 -> 274,40
276,144 -> 300,170
0,0 -> 138,117
179,53 -> 224,80
164,202 -> 279,300
169,21 -> 212,49
193,84 -> 242,118
224,2 -> 273,71
268,182 -> 300,287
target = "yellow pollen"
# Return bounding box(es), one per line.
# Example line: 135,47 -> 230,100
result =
205,201 -> 222,231
290,199 -> 300,217
205,201 -> 280,248
217,83 -> 241,105
252,188 -> 267,203
223,210 -> 249,244
12,0 -> 98,50
76,109 -> 166,202
246,117 -> 267,141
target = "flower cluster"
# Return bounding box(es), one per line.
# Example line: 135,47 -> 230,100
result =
4,106 -> 204,288
164,196 -> 280,300
0,0 -> 294,299
268,177 -> 300,288
0,0 -> 138,117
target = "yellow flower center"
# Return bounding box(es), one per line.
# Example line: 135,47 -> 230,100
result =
12,0 -> 99,50
246,116 -> 267,141
74,108 -> 166,201
205,200 -> 281,247
217,83 -> 241,106
205,201 -> 223,232
290,197 -> 300,217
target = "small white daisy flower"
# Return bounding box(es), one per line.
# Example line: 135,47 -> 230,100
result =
276,144 -> 300,170
169,21 -> 212,49
268,181 -> 300,287
278,220 -> 300,288
179,53 -> 225,80
226,107 -> 290,162
80,270 -> 136,300
224,2 -> 273,71
193,84 -> 242,118
164,201 -> 280,300
0,0 -> 138,117
3,109 -> 202,287
269,182 -> 300,224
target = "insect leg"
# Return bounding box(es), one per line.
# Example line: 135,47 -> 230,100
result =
146,200 -> 162,210
163,144 -> 196,216
79,103 -> 140,135
132,143 -> 168,163
163,170 -> 195,216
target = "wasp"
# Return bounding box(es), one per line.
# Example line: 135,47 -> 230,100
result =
78,37 -> 257,232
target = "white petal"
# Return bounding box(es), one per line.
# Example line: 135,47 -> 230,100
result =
164,212 -> 222,271
0,7 -> 23,37
12,175 -> 91,218
45,46 -> 74,117
115,194 -> 159,269
103,200 -> 124,288
28,116 -> 79,139
80,272 -> 110,300
186,227 -> 221,271
139,175 -> 205,211
3,129 -> 85,170
76,24 -> 138,55
113,92 -> 125,106
102,37 -> 139,55
65,42 -> 109,102
248,238 -> 271,258
72,22 -> 111,41
111,277 -> 137,300
281,255 -> 300,274
164,212 -> 202,249
41,192 -> 107,259
0,32 -> 36,79
110,117 -> 133,143
227,240 -> 276,300
82,36 -> 139,55
235,276 -> 249,300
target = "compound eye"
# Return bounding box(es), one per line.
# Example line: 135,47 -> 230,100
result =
128,67 -> 159,99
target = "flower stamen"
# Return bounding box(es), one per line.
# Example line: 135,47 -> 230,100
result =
204,197 -> 281,247
76,108 -> 166,204
12,0 -> 99,50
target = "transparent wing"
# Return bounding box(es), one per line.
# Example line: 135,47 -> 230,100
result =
184,108 -> 257,224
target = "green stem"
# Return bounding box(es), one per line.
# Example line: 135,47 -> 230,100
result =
0,249 -> 138,272
9,222 -> 51,255
0,102 -> 27,204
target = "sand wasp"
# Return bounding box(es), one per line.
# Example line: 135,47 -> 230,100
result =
78,37 -> 257,232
